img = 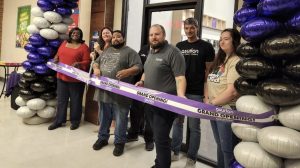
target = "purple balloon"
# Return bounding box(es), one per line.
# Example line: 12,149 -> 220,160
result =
234,7 -> 258,27
49,0 -> 65,5
257,0 -> 300,17
22,61 -> 33,70
33,64 -> 50,74
286,11 -> 300,33
244,0 -> 260,3
48,39 -> 62,48
240,17 -> 282,42
27,52 -> 45,64
65,0 -> 78,3
37,46 -> 54,58
231,160 -> 245,168
55,7 -> 72,16
65,2 -> 78,9
24,43 -> 37,53
29,34 -> 46,47
37,0 -> 55,11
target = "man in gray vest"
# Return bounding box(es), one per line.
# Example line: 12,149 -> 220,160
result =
137,24 -> 186,168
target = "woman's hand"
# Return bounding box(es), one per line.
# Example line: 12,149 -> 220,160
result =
93,68 -> 101,77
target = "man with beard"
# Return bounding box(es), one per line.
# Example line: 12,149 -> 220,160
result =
92,30 -> 142,157
136,24 -> 186,168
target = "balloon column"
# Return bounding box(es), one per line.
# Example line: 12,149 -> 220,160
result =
16,0 -> 79,125
233,0 -> 300,167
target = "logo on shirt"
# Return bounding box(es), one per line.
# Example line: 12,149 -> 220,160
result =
208,64 -> 225,83
181,48 -> 199,56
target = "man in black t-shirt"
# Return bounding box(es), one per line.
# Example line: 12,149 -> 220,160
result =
171,18 -> 215,168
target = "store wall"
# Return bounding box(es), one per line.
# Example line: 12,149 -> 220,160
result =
0,0 -> 92,64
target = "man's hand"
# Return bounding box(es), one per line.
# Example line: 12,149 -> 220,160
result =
93,68 -> 101,77
116,69 -> 130,79
53,57 -> 59,63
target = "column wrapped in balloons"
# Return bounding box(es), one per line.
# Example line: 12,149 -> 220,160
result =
232,0 -> 300,167
17,0 -> 79,125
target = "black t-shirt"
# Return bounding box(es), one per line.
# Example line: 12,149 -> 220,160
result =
176,39 -> 215,95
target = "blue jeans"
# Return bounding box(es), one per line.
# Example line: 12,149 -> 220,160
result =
171,94 -> 202,160
210,119 -> 238,168
98,102 -> 129,144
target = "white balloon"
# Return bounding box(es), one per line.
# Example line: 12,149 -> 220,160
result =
37,106 -> 56,119
232,123 -> 259,142
233,96 -> 273,142
40,28 -> 59,40
62,17 -> 73,25
33,17 -> 50,29
59,33 -> 69,40
279,105 -> 300,131
258,126 -> 300,159
46,99 -> 57,107
26,98 -> 46,110
234,142 -> 282,168
50,23 -> 68,34
16,106 -> 36,118
285,159 -> 300,168
27,25 -> 40,34
15,96 -> 27,107
43,11 -> 63,23
31,7 -> 44,17
23,115 -> 51,125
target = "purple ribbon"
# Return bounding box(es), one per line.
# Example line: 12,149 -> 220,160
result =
47,61 -> 276,127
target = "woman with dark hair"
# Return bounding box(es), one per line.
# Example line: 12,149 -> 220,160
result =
48,27 -> 91,130
90,27 -> 113,60
204,28 -> 241,168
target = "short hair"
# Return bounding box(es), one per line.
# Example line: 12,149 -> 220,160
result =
67,27 -> 85,43
113,30 -> 125,38
150,24 -> 166,37
183,18 -> 199,28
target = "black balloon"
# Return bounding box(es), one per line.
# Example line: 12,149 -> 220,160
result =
19,88 -> 37,100
284,59 -> 300,80
256,79 -> 300,106
236,57 -> 277,79
40,91 -> 56,100
30,82 -> 48,92
260,34 -> 300,59
22,71 -> 37,82
257,0 -> 300,17
18,78 -> 30,88
286,11 -> 300,33
234,77 -> 258,95
240,17 -> 282,42
234,7 -> 257,27
236,43 -> 260,57
43,75 -> 56,83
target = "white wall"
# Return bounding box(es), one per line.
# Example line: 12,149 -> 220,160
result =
1,0 -> 92,63
126,0 -> 144,51
202,0 -> 235,40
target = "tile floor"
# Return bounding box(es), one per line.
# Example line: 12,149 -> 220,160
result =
0,94 -> 213,168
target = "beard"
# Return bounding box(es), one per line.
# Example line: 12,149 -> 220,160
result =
112,42 -> 125,49
150,40 -> 166,49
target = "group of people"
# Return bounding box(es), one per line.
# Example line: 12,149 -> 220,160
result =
47,17 -> 242,168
